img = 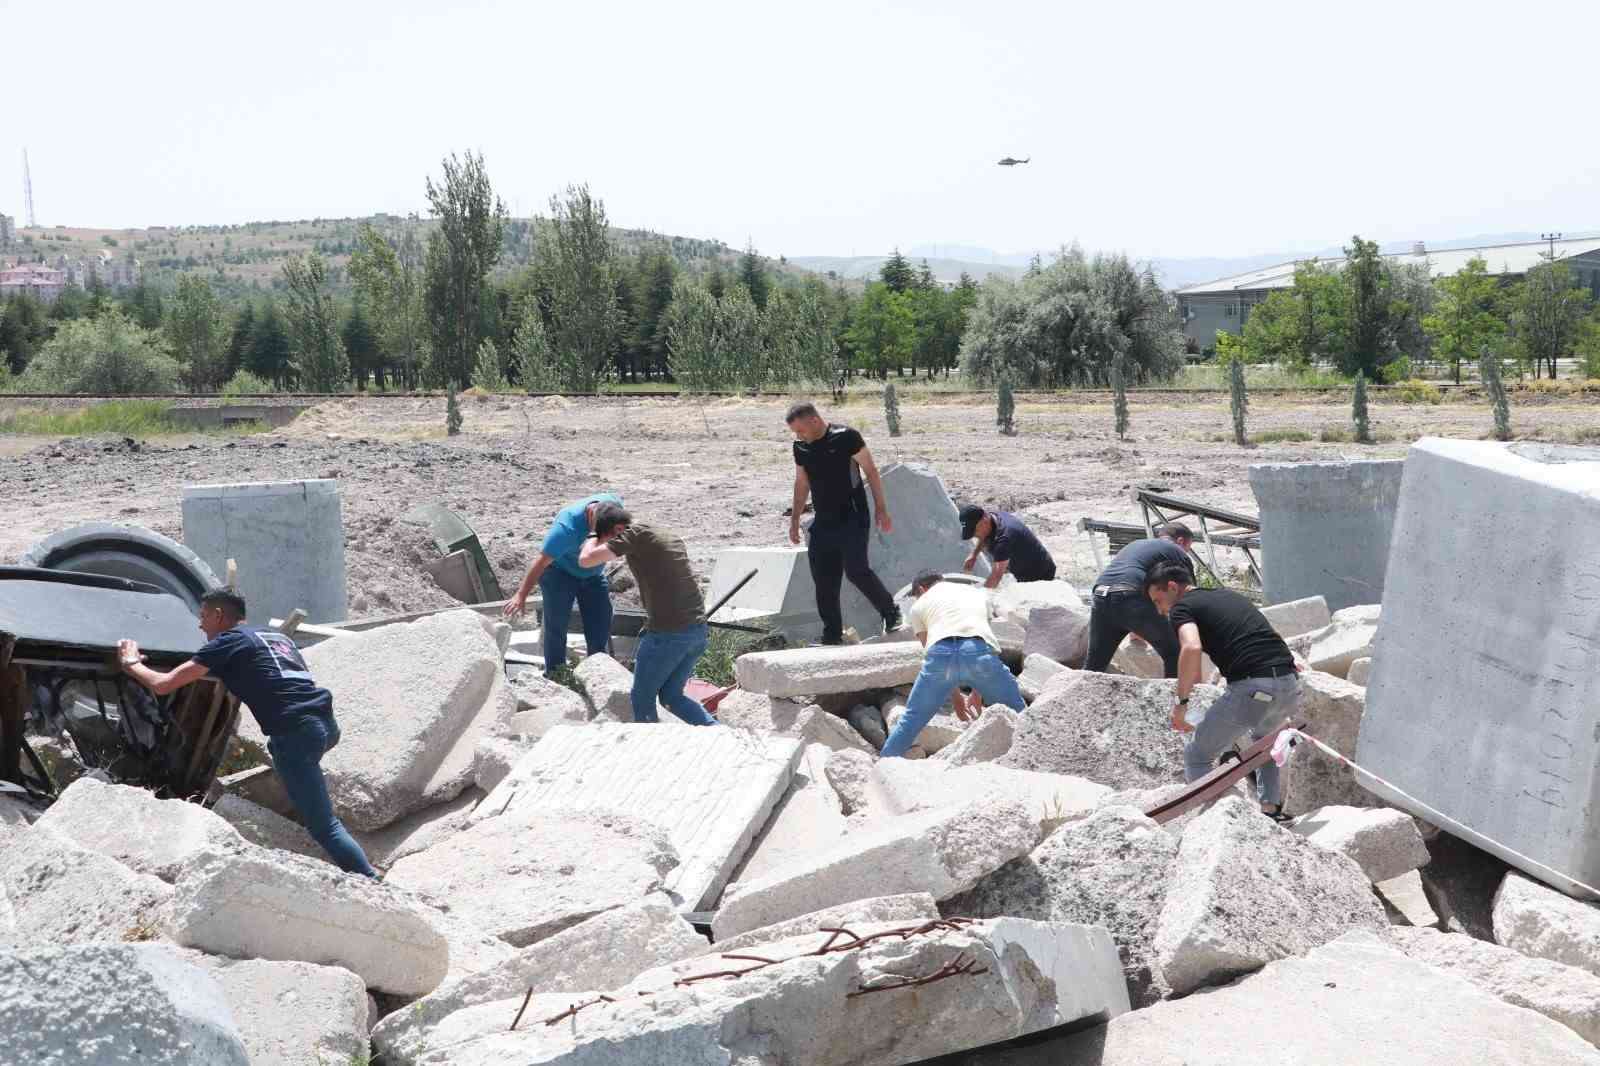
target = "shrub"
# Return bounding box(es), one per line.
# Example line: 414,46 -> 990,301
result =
220,369 -> 273,396
19,312 -> 182,395
1392,379 -> 1441,405
883,382 -> 901,437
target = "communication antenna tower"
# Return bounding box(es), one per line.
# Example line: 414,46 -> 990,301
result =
23,149 -> 36,228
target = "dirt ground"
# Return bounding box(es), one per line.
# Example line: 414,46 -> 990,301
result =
3,390 -> 1596,619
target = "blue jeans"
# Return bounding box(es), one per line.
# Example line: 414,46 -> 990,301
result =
881,637 -> 1025,757
540,567 -> 612,675
268,714 -> 378,878
1183,674 -> 1300,807
630,623 -> 716,725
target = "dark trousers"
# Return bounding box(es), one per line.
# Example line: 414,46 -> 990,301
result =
1013,557 -> 1057,583
1084,590 -> 1181,677
538,568 -> 612,675
268,714 -> 378,878
806,517 -> 896,642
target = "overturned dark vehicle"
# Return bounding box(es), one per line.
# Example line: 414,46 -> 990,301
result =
0,567 -> 240,804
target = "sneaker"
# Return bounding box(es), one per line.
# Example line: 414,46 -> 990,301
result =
882,606 -> 903,633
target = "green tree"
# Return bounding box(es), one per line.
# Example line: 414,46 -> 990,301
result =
634,249 -> 678,379
790,284 -> 848,399
471,337 -> 509,391
1335,236 -> 1397,380
1352,371 -> 1373,443
996,375 -> 1016,435
0,294 -> 49,375
666,281 -> 726,393
281,252 -> 350,392
719,285 -> 764,392
165,274 -> 229,392
341,302 -> 382,389
879,249 -> 916,293
225,302 -> 256,380
1111,352 -> 1130,440
884,382 -> 901,437
121,281 -> 165,331
1513,260 -> 1592,380
423,153 -> 507,388
1229,355 -> 1248,446
846,283 -> 916,379
349,220 -> 426,389
19,311 -> 182,394
247,299 -> 293,389
508,298 -> 560,392
1480,345 -> 1511,441
739,243 -> 771,311
541,184 -> 623,392
1423,257 -> 1505,384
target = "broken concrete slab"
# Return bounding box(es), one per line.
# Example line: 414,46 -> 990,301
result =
713,690 -> 873,752
0,944 -> 250,1065
734,641 -> 925,697
1494,872 -> 1600,980
705,545 -> 824,638
730,742 -> 848,883
711,794 -> 1041,940
2,825 -> 174,948
710,892 -> 939,951
1391,926 -> 1600,1049
181,952 -> 371,1066
209,793 -> 323,860
1154,795 -> 1387,996
1348,655 -> 1372,686
1249,458 -> 1403,612
944,803 -> 1180,1007
1377,870 -> 1442,928
869,758 -> 1109,833
35,776 -> 245,882
1289,804 -> 1430,883
823,747 -> 878,816
991,580 -> 1091,666
165,843 -> 449,998
504,671 -> 589,734
1260,594 -> 1333,639
470,736 -> 526,794
935,704 -> 1019,766
1333,603 -> 1382,626
234,609 -> 515,832
1289,617 -> 1377,678
1279,668 -> 1376,817
1043,932 -> 1600,1065
383,917 -> 1128,1066
371,895 -> 706,1066
351,788 -> 484,870
1017,652 -> 1066,701
419,905 -> 517,983
1000,670 -> 1220,790
474,723 -> 801,912
572,652 -> 634,721
387,807 -> 676,946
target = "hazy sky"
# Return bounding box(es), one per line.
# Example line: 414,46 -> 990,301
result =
6,0 -> 1597,261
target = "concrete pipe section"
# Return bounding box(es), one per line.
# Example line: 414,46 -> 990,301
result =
19,522 -> 221,615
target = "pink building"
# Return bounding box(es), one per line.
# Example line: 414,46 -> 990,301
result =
0,262 -> 66,302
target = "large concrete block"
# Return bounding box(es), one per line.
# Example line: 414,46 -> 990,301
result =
711,794 -> 1040,940
2,825 -> 174,948
1261,594 -> 1333,639
0,944 -> 250,1065
991,580 -> 1090,666
1357,440 -> 1600,899
731,742 -> 850,883
181,952 -> 371,1066
734,641 -> 925,697
706,546 -> 823,637
1289,805 -> 1430,883
235,609 -> 514,832
182,478 -> 348,624
165,843 -> 449,998
474,723 -> 802,912
709,892 -> 939,951
1249,459 -> 1403,611
35,776 -> 244,882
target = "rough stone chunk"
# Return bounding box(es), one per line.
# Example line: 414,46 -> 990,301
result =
0,794 -> 38,851
1391,926 -> 1600,1049
1494,872 -> 1600,980
710,892 -> 939,951
869,759 -> 1108,833
935,704 -> 1020,766
1045,932 -> 1600,1065
1347,656 -> 1372,686
351,789 -> 483,869
387,809 -> 677,946
470,735 -> 528,794
1288,618 -> 1377,678
379,918 -> 1129,1066
573,652 -> 634,721
473,723 -> 801,912
35,776 -> 244,881
714,690 -> 873,752
991,581 -> 1090,666
1289,805 -> 1429,883
2,826 -> 173,948
504,671 -> 589,735
165,843 -> 449,998
0,944 -> 249,1065
731,742 -> 848,883
372,896 -> 705,1066
184,953 -> 370,1066
734,642 -> 925,697
944,804 -> 1179,1006
824,747 -> 878,816
1154,795 -> 1387,995
1001,671 -> 1220,790
1260,594 -> 1333,639
1017,652 -> 1067,701
712,795 -> 1041,940
210,793 -> 323,859
844,702 -> 888,748
235,609 -> 514,832
1280,668 -> 1375,816
1333,603 -> 1382,626
1377,870 -> 1443,928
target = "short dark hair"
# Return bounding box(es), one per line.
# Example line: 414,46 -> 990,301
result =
1144,561 -> 1194,596
785,402 -> 820,424
201,588 -> 247,619
911,570 -> 945,594
593,502 -> 632,538
1157,522 -> 1194,543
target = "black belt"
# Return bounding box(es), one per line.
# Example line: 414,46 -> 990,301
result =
1239,665 -> 1297,681
1092,584 -> 1140,597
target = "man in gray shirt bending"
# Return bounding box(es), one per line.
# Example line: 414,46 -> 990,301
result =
1083,523 -> 1194,677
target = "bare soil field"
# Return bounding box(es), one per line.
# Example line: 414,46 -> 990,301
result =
3,390 -> 1595,619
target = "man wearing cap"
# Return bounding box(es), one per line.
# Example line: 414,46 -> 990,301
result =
1083,523 -> 1195,678
959,505 -> 1056,589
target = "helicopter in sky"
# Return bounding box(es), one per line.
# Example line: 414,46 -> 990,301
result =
997,156 -> 1030,166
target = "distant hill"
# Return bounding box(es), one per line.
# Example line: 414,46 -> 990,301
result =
788,254 -> 1021,285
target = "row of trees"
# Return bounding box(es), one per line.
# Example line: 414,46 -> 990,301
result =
1233,237 -> 1600,382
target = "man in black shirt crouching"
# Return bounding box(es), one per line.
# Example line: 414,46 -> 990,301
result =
1145,561 -> 1300,820
786,401 -> 901,644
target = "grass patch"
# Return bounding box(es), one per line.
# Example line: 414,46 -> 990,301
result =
1250,428 -> 1314,444
0,399 -> 180,435
696,625 -> 788,688
1318,426 -> 1353,443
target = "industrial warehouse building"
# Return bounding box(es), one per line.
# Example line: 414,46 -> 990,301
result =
1175,236 -> 1600,350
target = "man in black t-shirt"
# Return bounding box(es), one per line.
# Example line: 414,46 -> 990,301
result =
118,588 -> 378,877
1145,561 -> 1300,819
959,505 -> 1056,587
786,401 -> 900,644
1084,523 -> 1195,677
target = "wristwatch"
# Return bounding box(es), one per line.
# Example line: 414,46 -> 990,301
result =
1176,697 -> 1189,705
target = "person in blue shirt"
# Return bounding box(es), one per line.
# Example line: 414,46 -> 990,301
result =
117,588 -> 377,878
504,492 -> 621,675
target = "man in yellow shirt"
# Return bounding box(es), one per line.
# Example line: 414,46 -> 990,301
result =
879,572 -> 1025,757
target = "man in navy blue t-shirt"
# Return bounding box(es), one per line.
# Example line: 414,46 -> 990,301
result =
118,588 -> 377,878
1083,523 -> 1195,678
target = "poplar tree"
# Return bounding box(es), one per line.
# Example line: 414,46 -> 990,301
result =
997,376 -> 1016,435
1352,371 -> 1373,443
1480,346 -> 1511,441
1111,353 -> 1130,440
884,382 -> 901,437
1229,356 -> 1248,445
